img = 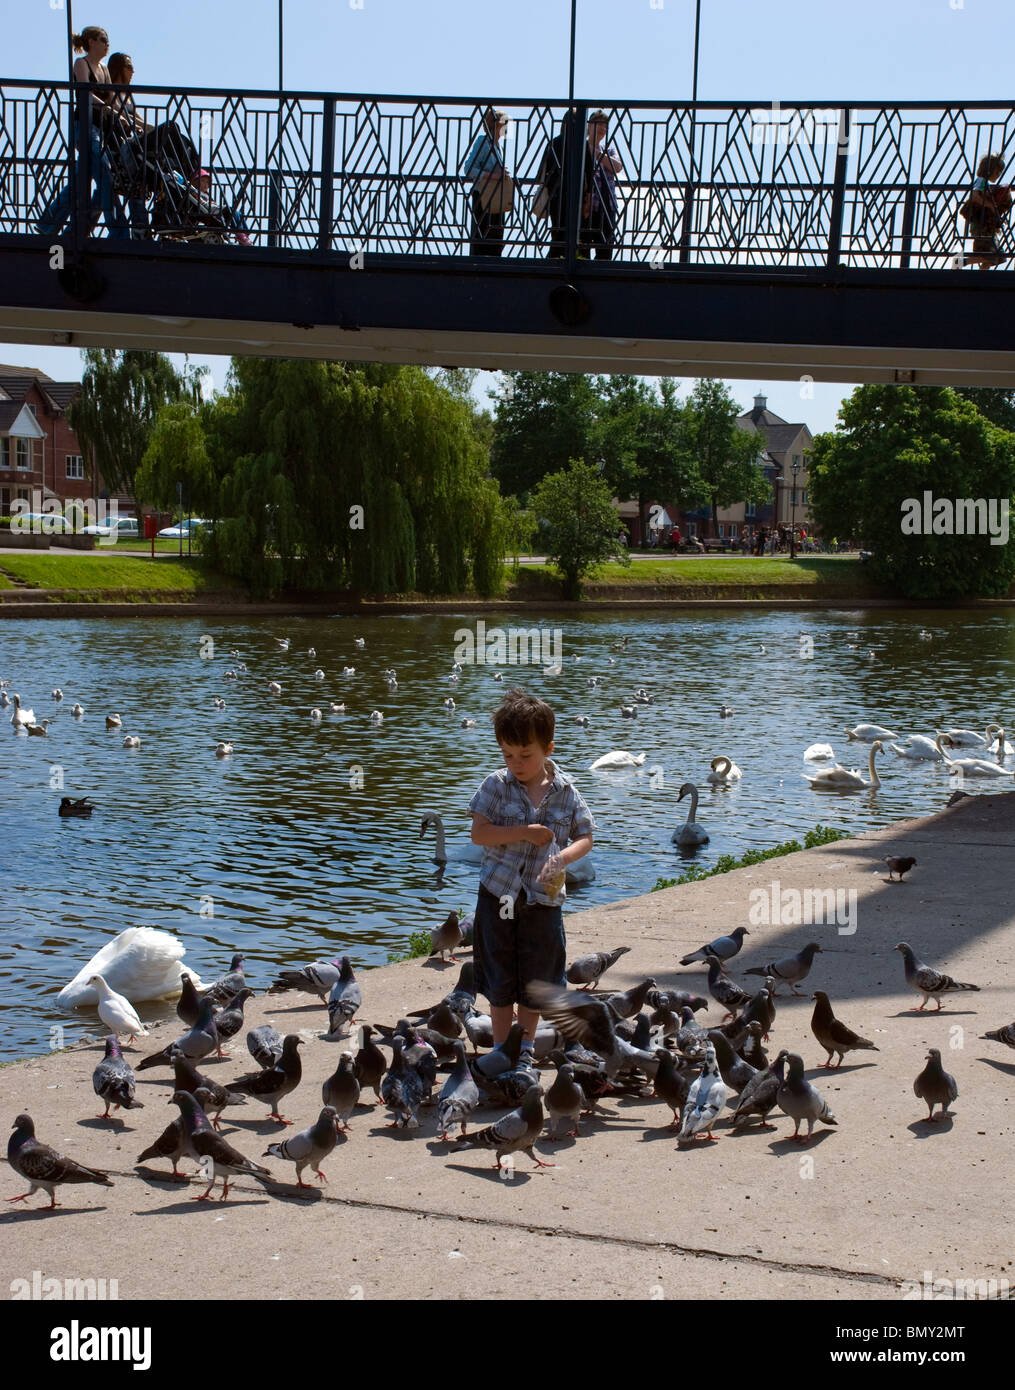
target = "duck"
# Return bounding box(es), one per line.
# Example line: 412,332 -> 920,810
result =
719,704 -> 734,718
802,743 -> 835,760
673,783 -> 709,846
122,735 -> 141,749
310,708 -> 323,721
58,926 -> 201,1009
212,697 -> 226,710
10,694 -> 36,728
934,735 -> 1015,779
574,716 -> 590,727
105,713 -> 122,728
314,669 -> 325,680
354,638 -> 365,647
370,710 -> 384,723
706,755 -> 742,786
26,721 -> 51,738
59,796 -> 94,818
802,741 -> 884,790
420,810 -> 485,868
51,688 -> 63,700
224,669 -> 238,680
72,703 -> 85,717
844,723 -> 897,742
89,972 -> 149,1044
589,750 -> 646,771
329,702 -> 345,713
888,734 -> 942,761
343,667 -> 356,676
267,681 -> 282,696
215,742 -> 234,757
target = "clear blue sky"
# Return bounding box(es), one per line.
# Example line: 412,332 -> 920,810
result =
3,0 -> 1011,431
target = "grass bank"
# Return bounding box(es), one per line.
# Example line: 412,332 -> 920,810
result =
0,553 -> 233,595
511,555 -> 884,599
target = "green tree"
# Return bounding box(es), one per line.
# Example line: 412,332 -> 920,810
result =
678,379 -> 770,535
68,350 -> 188,511
530,459 -> 630,600
808,384 -> 1015,599
596,376 -> 702,538
490,371 -> 600,495
953,387 -> 1015,432
136,399 -> 215,515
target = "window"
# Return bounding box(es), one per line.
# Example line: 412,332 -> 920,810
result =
792,453 -> 801,467
26,404 -> 37,419
746,500 -> 756,518
65,455 -> 85,480
16,439 -> 30,470
0,438 -> 8,470
802,489 -> 808,505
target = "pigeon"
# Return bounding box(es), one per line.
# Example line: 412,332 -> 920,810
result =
474,1059 -> 540,1107
177,975 -> 203,1027
423,1002 -> 462,1040
436,1041 -> 481,1139
744,942 -> 823,995
89,973 -> 149,1045
58,796 -> 94,818
265,1107 -> 340,1187
463,1012 -> 495,1054
680,926 -> 750,971
268,955 -> 344,1002
429,911 -> 463,963
227,1034 -> 304,1123
605,977 -> 658,1020
136,1113 -> 188,1178
321,1053 -> 360,1130
7,1114 -> 113,1209
675,1006 -> 708,1057
527,983 -> 660,1082
352,1025 -> 387,1102
741,987 -> 776,1038
380,1036 -> 426,1128
171,1090 -> 273,1200
404,1040 -> 438,1105
676,1045 -> 729,1143
741,1028 -> 769,1070
894,943 -> 980,1012
646,988 -> 708,1015
777,1053 -> 837,1142
210,987 -> 254,1054
171,1053 -> 247,1130
652,1048 -> 696,1127
810,991 -> 879,1068
409,962 -> 477,1023
326,958 -> 362,1036
472,1022 -> 525,1080
203,953 -> 247,1004
565,946 -> 631,991
884,855 -> 917,881
247,1023 -> 284,1070
92,1036 -> 144,1118
545,1058 -> 586,1138
914,1048 -> 958,1122
708,1029 -> 759,1094
706,958 -> 751,1017
981,1021 -> 1015,1051
615,1012 -> 652,1049
454,1085 -> 552,1170
137,998 -> 219,1069
730,1050 -> 789,1130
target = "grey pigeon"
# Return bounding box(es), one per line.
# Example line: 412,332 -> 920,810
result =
730,1050 -> 789,1130
247,1023 -> 284,1070
777,1053 -> 837,1142
203,953 -> 247,1004
741,987 -> 775,1038
708,1029 -> 758,1095
177,975 -> 202,1026
424,1002 -> 462,1040
527,982 -> 660,1082
894,942 -> 979,1012
137,1113 -> 188,1178
352,1025 -> 386,1102
676,1044 -> 729,1143
454,1085 -> 552,1170
92,1036 -> 144,1119
680,926 -> 750,970
380,1036 -> 426,1128
744,942 -> 823,996
403,1040 -> 438,1106
605,977 -> 658,1020
322,1053 -> 360,1130
565,946 -> 631,991
675,1006 -> 708,1057
137,997 -> 219,1070
474,1059 -> 540,1107
210,987 -> 254,1054
545,1058 -> 585,1138
615,1012 -> 652,1050
265,1106 -> 340,1186
646,988 -> 708,1015
8,1114 -> 113,1209
463,1012 -> 495,1053
810,991 -> 879,1067
429,910 -> 463,963
326,958 -> 362,1036
652,1048 -> 696,1127
436,1040 -> 481,1139
172,1090 -> 272,1200
981,1021 -> 1015,1051
884,855 -> 917,881
268,955 -> 344,1002
472,1021 -> 525,1079
914,1048 -> 958,1122
172,1053 -> 246,1130
408,962 -> 477,1023
227,1034 -> 304,1124
706,958 -> 751,1017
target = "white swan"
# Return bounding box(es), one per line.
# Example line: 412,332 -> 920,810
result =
72,703 -> 85,717
984,723 -> 1014,757
673,783 -> 709,846
934,735 -> 1015,779
122,735 -> 141,748
215,741 -> 234,756
343,666 -> 356,676
330,702 -> 345,713
803,741 -> 884,790
589,750 -> 647,771
10,695 -> 36,728
936,727 -> 987,748
888,735 -> 942,761
420,810 -> 484,867
58,927 -> 200,1009
706,755 -> 742,786
844,723 -> 897,742
803,743 -> 835,760
89,972 -> 149,1042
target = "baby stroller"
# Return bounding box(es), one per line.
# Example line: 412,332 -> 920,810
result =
114,124 -> 236,242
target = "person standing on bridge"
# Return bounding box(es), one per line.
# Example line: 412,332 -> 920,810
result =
962,153 -> 1011,270
579,110 -> 623,260
463,106 -> 511,257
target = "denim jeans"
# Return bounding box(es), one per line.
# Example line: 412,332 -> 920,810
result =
37,125 -> 129,239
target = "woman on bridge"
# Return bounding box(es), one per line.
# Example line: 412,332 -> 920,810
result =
463,107 -> 511,257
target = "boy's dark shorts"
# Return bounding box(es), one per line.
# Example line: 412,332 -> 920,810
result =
473,883 -> 566,1008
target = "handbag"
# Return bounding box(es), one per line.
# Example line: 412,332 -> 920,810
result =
476,169 -> 514,215
531,182 -> 550,219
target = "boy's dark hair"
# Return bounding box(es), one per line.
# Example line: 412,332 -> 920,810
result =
977,153 -> 1005,180
493,688 -> 554,748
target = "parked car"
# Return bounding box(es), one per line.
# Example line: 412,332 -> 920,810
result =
14,512 -> 76,533
157,518 -> 213,540
81,517 -> 140,538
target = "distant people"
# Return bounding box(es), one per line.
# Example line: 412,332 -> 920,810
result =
536,111 -> 574,260
36,26 -> 129,239
754,526 -> 767,556
669,526 -> 681,551
962,153 -> 1011,270
463,106 -> 511,257
579,110 -> 623,260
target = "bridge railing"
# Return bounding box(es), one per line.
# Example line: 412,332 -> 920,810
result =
1,80 -> 1012,269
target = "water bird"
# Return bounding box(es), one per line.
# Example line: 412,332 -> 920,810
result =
59,797 -> 94,817
10,695 -> 35,727
706,755 -> 742,785
673,783 -> 708,846
802,741 -> 884,790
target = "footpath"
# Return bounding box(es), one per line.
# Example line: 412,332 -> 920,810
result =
2,793 -> 1013,1302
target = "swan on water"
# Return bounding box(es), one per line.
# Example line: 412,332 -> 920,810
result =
58,927 -> 200,1009
707,755 -> 743,786
986,725 -> 1014,758
673,783 -> 709,846
10,695 -> 36,728
888,735 -> 942,761
589,751 -> 646,770
934,735 -> 1015,778
420,810 -> 484,867
936,727 -> 987,748
803,741 -> 884,790
803,743 -> 835,760
844,724 -> 897,742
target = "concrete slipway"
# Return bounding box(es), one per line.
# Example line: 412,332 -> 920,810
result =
2,795 -> 1013,1303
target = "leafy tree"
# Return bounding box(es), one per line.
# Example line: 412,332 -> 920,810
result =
808,384 -> 1015,599
136,399 -> 215,515
596,376 -> 701,537
490,371 -> 600,495
678,379 -> 770,535
68,350 -> 188,511
530,459 -> 630,599
953,387 -> 1015,432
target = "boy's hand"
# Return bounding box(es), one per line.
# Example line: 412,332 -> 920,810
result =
525,824 -> 554,847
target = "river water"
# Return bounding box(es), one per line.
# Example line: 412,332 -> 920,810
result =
2,607 -> 1013,1058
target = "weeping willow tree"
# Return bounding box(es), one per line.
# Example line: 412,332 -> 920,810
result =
205,358 -> 502,597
